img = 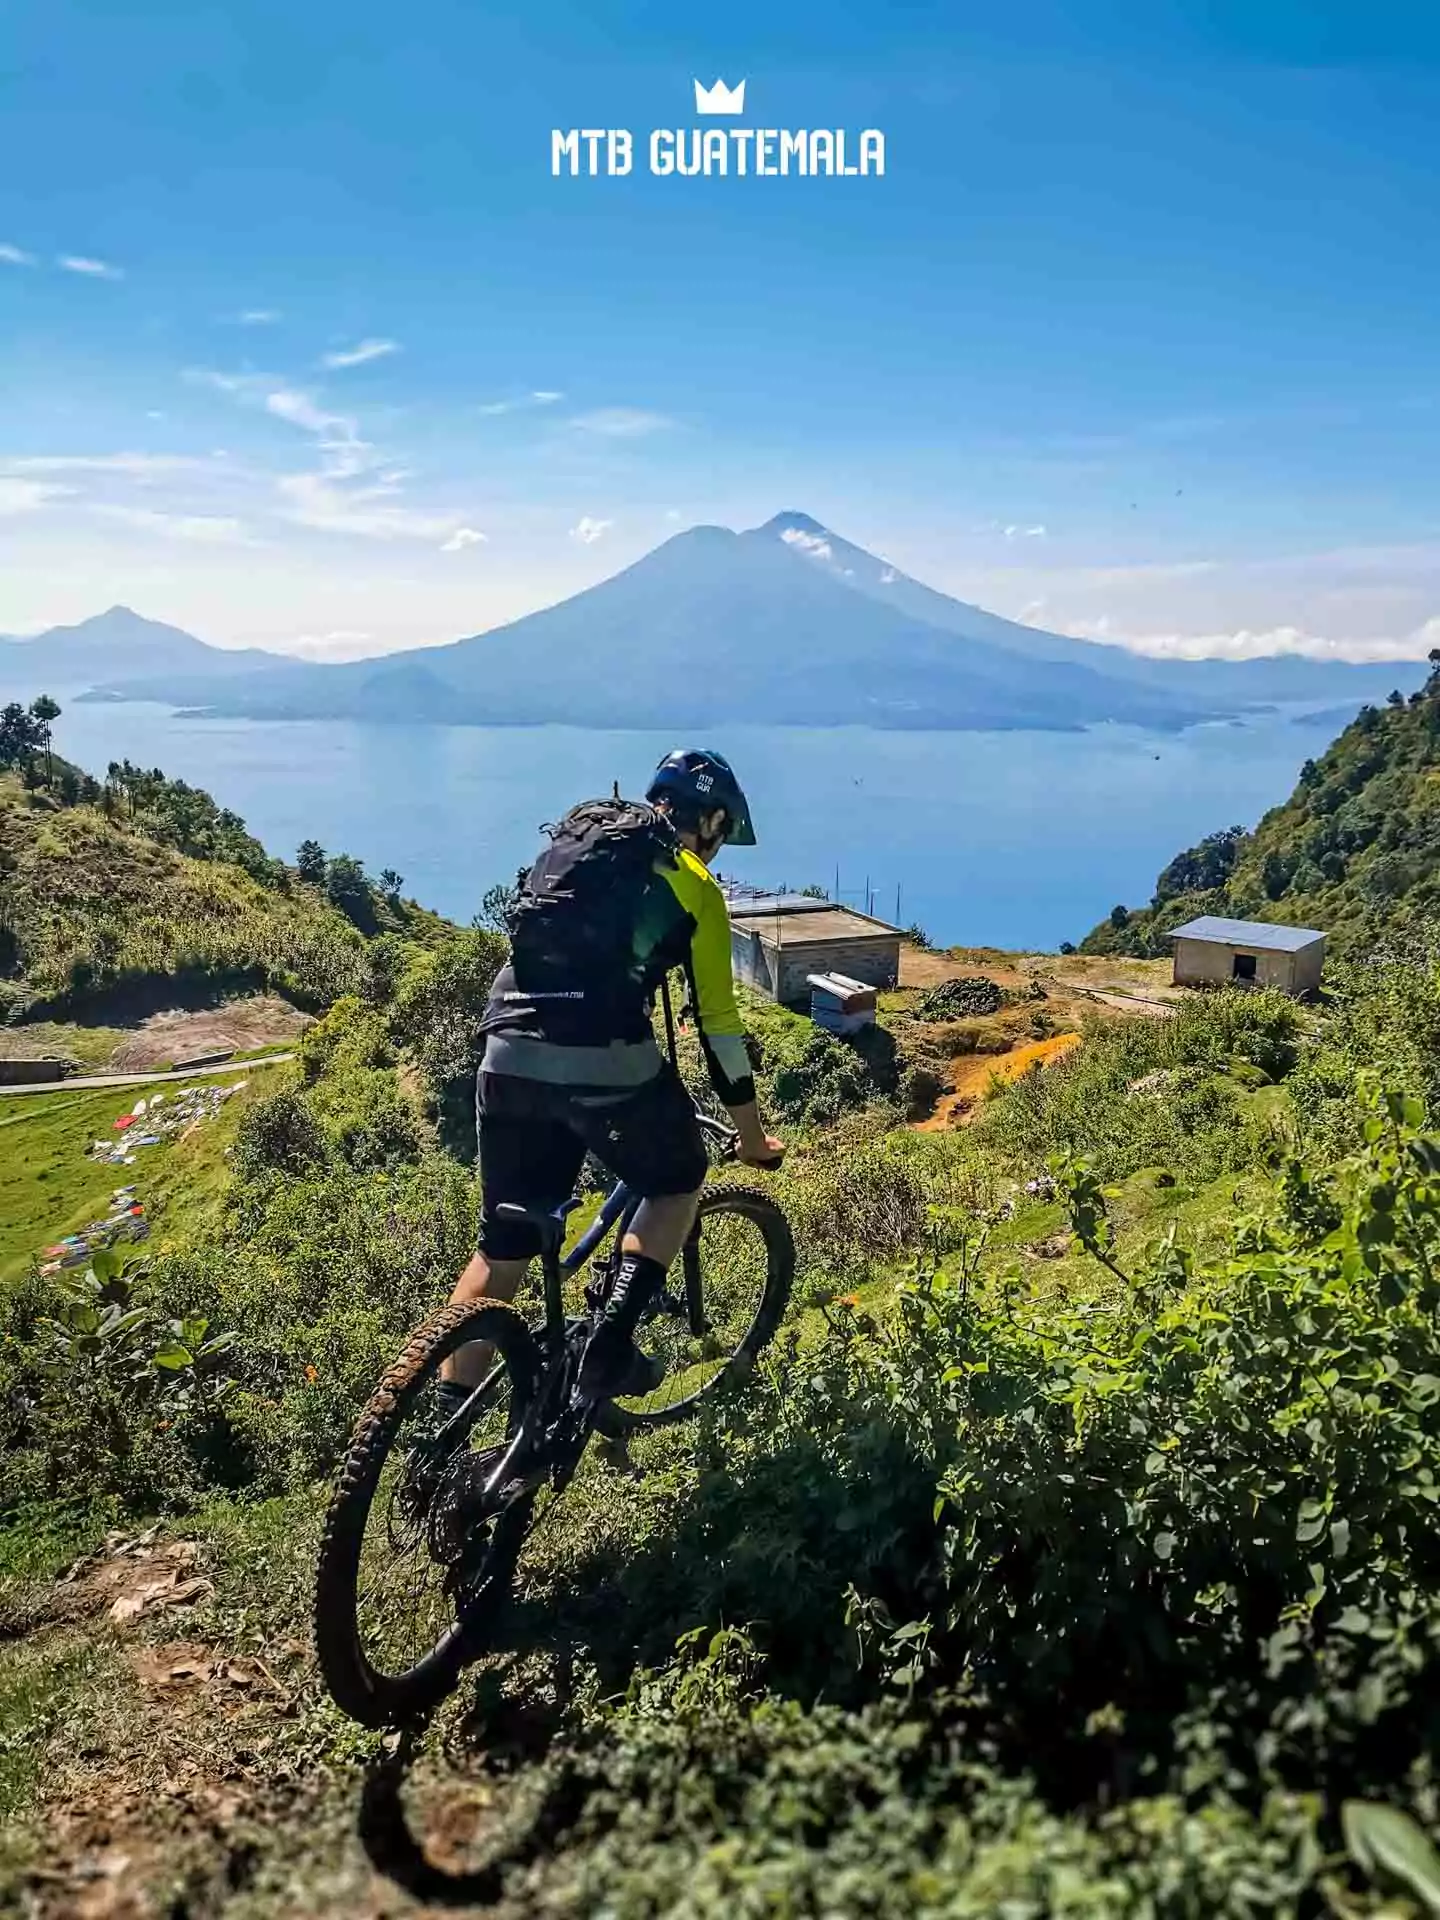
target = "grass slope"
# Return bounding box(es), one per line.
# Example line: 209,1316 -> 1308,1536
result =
1081,656 -> 1440,957
0,1069 -> 273,1286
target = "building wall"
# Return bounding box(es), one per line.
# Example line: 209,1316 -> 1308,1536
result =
1172,937 -> 1324,997
774,938 -> 899,1007
731,926 -> 901,1006
731,926 -> 780,997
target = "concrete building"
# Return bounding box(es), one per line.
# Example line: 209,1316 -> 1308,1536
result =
725,893 -> 902,1007
1169,915 -> 1326,997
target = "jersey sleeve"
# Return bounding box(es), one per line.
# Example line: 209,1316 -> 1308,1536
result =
668,855 -> 756,1105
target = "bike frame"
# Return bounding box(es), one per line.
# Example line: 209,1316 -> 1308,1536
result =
543,1104 -> 734,1344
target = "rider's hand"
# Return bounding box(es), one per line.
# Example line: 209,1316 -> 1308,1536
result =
737,1132 -> 786,1169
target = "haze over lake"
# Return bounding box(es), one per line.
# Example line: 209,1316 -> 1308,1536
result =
35,700 -> 1346,949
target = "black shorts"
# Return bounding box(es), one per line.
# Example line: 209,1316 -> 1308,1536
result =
476,1065 -> 709,1260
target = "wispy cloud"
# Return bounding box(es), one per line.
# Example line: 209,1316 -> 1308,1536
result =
6,452 -> 218,479
321,337 -> 400,370
0,478 -> 72,516
94,505 -> 254,545
235,309 -> 280,325
441,526 -> 486,552
568,407 -> 672,438
57,254 -> 123,280
781,527 -> 833,560
570,515 -> 612,545
477,390 -> 565,417
284,630 -> 376,661
0,243 -> 35,268
1004,523 -> 1048,540
195,366 -> 478,544
1064,614 -> 1440,666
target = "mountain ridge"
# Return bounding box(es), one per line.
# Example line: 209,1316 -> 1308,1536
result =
7,516 -> 1427,730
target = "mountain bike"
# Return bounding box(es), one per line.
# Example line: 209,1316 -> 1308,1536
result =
313,1102 -> 794,1728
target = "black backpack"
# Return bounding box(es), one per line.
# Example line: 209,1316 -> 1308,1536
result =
505,796 -> 680,1020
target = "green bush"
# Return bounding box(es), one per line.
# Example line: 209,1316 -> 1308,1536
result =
232,1085 -> 329,1179
511,1084 -> 1440,1913
388,926 -> 507,1154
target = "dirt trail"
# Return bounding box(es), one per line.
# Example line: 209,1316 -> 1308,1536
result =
914,1031 -> 1082,1131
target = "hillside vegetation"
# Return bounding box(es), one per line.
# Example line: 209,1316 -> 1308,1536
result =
0,724 -> 446,1021
2,879 -> 1440,1911
5,702 -> 1440,1912
1082,651 -> 1440,960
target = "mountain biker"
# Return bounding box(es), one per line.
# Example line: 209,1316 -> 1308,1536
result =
436,748 -> 786,1412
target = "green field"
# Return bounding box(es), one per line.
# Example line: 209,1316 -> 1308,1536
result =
0,1071 -> 278,1285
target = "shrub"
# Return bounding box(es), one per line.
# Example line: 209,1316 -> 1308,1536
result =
232,1086 -> 328,1179
388,927 -> 507,1155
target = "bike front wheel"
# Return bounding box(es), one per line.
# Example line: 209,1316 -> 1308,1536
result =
313,1300 -> 543,1728
599,1185 -> 795,1434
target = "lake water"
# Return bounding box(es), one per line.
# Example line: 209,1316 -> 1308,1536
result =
36,700 -> 1339,949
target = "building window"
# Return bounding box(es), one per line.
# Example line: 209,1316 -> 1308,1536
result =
1232,952 -> 1257,982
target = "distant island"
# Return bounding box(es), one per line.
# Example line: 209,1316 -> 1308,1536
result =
2,512 -> 1427,733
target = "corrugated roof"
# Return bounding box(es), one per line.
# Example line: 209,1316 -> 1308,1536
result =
723,892 -> 835,917
1169,915 -> 1325,953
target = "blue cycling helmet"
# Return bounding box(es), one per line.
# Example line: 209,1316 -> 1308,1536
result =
646,748 -> 756,846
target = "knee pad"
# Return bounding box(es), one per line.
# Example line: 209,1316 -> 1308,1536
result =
477,1208 -> 543,1262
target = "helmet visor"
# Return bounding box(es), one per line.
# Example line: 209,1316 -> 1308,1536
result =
723,798 -> 757,847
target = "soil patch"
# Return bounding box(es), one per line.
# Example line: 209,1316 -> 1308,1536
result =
106,996 -> 312,1072
913,1031 -> 1082,1131
2,1531 -> 208,1639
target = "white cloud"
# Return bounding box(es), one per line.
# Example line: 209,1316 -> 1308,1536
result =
780,527 -> 833,560
321,337 -> 400,370
57,254 -> 123,280
570,516 -> 612,545
265,387 -> 361,443
5,452 -> 216,479
0,243 -> 35,267
276,470 -> 464,541
94,505 -> 254,545
1064,616 -> 1440,666
283,630 -> 376,661
197,367 -> 476,544
0,478 -> 71,515
568,407 -> 672,438
665,508 -> 684,523
478,390 -> 566,417
1003,523 -> 1048,540
441,526 -> 486,552
236,309 -> 280,325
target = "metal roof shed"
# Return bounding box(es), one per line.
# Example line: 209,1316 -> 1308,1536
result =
728,897 -> 902,1007
1168,915 -> 1326,997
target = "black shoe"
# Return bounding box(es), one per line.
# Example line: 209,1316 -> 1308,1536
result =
577,1323 -> 665,1400
577,1250 -> 669,1400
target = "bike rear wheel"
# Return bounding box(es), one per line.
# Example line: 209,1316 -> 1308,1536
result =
599,1186 -> 795,1434
313,1300 -> 543,1728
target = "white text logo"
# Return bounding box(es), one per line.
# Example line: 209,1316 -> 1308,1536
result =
551,79 -> 885,180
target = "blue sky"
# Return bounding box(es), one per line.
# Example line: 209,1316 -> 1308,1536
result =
3,0 -> 1439,661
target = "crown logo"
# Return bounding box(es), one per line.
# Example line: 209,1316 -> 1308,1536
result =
693,77 -> 746,115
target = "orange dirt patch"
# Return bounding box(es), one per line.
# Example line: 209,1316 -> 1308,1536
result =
914,1031 -> 1082,1131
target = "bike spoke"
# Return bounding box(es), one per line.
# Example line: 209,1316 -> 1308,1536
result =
612,1199 -> 772,1419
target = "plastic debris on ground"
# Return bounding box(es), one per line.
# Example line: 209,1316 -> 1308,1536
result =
86,1081 -> 249,1168
39,1188 -> 152,1275
35,1081 -> 250,1274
